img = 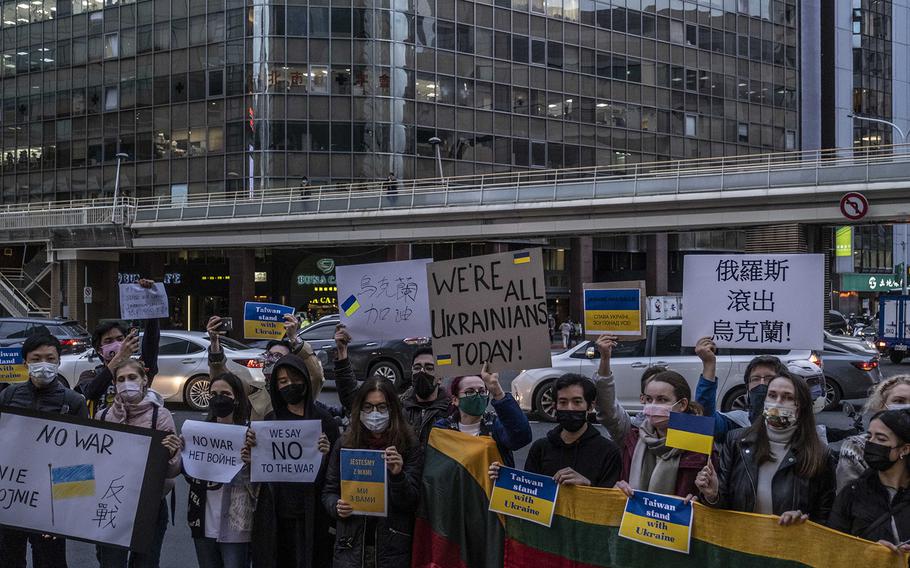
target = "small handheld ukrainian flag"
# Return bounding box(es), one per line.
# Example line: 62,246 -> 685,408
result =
341,294 -> 361,317
665,412 -> 714,455
436,354 -> 452,366
512,251 -> 531,265
51,464 -> 96,500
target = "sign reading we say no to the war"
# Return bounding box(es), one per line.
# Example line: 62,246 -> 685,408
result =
250,421 -> 322,483
681,254 -> 824,350
426,249 -> 552,376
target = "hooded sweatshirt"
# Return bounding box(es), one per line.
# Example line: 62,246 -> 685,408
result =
523,424 -> 622,488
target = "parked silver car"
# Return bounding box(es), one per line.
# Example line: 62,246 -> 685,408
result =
58,331 -> 265,411
511,319 -> 824,421
820,331 -> 882,410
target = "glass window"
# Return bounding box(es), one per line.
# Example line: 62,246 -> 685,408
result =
288,6 -> 307,36
737,123 -> 748,143
513,35 -> 529,62
653,325 -> 683,357
531,38 -> 546,65
158,336 -> 190,355
299,323 -> 336,340
104,33 -> 119,59
310,7 -> 330,37
104,87 -> 119,111
685,114 -> 697,137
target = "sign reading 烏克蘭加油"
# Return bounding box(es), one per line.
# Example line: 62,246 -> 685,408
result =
249,420 -> 322,483
0,347 -> 28,383
426,249 -> 552,376
619,490 -> 693,554
340,449 -> 387,517
180,420 -> 246,484
243,302 -> 295,340
583,281 -> 647,340
489,466 -> 559,527
681,254 -> 824,350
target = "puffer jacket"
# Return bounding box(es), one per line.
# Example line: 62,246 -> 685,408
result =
711,427 -> 835,523
0,377 -> 87,417
400,387 -> 451,446
829,468 -> 910,545
321,441 -> 424,568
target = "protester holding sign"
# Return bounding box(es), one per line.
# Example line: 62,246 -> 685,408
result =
829,409 -> 910,554
0,333 -> 87,567
183,372 -> 258,568
697,371 -> 835,525
400,347 -> 452,446
322,378 -> 424,568
433,363 -> 532,467
249,353 -> 338,568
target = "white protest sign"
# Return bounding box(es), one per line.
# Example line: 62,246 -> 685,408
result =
682,254 -> 824,350
180,420 -> 246,484
0,409 -> 168,551
119,283 -> 169,320
250,420 -> 322,483
335,259 -> 432,340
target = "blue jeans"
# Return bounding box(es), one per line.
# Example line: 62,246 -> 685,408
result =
194,538 -> 250,568
98,498 -> 169,568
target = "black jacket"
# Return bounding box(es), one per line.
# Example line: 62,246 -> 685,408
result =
712,427 -> 835,523
524,424 -> 622,488
829,468 -> 910,545
400,387 -> 451,446
0,377 -> 87,417
321,441 -> 424,568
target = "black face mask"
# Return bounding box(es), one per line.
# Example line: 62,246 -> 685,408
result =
209,394 -> 237,418
279,383 -> 307,406
864,441 -> 901,472
747,383 -> 769,422
413,371 -> 437,399
556,410 -> 589,433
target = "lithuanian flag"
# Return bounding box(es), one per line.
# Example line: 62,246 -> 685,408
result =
412,428 -> 505,568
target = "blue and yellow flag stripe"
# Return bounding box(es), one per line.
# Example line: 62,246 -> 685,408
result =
513,251 -> 531,265
341,294 -> 361,317
436,354 -> 452,366
666,412 -> 715,455
51,464 -> 95,500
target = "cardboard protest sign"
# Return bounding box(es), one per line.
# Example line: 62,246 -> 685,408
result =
0,407 -> 168,552
335,259 -> 432,340
618,490 -> 693,554
180,420 -> 246,484
426,248 -> 552,376
119,283 -> 169,320
489,466 -> 559,527
681,254 -> 824,350
340,449 -> 387,517
250,420 -> 322,483
583,281 -> 647,340
0,348 -> 28,383
243,302 -> 295,340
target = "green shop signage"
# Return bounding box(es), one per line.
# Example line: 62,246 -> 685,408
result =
840,273 -> 904,292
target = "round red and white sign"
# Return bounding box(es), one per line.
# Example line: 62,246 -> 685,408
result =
840,192 -> 869,221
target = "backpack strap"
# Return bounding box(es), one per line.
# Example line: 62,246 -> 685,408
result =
99,406 -> 110,421
151,405 -> 159,431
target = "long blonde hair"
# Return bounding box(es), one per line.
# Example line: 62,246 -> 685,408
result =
864,375 -> 910,413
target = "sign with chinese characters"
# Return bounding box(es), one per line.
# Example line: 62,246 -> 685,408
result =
840,273 -> 904,293
336,259 -> 432,340
681,254 -> 824,350
835,227 -> 853,257
0,407 -> 168,552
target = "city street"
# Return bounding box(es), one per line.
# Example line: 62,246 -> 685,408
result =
50,359 -> 906,567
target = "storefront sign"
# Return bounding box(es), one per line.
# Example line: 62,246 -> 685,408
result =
296,274 -> 337,286
835,227 -> 853,257
840,272 -> 904,292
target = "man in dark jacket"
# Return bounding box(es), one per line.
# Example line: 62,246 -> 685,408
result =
0,333 -> 87,568
522,374 -> 622,487
400,347 -> 451,446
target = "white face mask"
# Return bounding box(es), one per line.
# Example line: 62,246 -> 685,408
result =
361,410 -> 390,433
116,381 -> 144,404
28,362 -> 58,386
886,403 -> 910,411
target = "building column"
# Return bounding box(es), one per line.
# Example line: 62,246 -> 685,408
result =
569,237 -> 593,321
50,257 -> 64,318
228,249 -> 256,340
646,233 -> 668,296
386,244 -> 411,261
51,251 -> 120,329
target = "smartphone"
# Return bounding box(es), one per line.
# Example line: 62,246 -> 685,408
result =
214,317 -> 233,334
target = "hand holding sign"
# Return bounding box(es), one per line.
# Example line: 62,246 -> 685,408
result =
120,282 -> 169,320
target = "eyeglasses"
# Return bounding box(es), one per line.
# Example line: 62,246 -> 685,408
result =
460,387 -> 488,397
361,403 -> 389,413
412,363 -> 435,372
748,374 -> 777,386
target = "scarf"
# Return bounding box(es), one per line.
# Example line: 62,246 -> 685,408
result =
628,420 -> 682,495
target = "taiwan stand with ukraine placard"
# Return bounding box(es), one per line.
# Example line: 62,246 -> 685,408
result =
489,466 -> 559,528
618,490 -> 694,554
243,302 -> 295,340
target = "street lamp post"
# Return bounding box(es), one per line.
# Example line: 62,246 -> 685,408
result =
113,152 -> 129,224
428,137 -> 444,180
847,113 -> 910,145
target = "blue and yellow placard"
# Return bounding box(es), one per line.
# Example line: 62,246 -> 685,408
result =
666,412 -> 715,455
583,282 -> 646,338
0,348 -> 28,383
618,490 -> 693,554
489,466 -> 559,527
243,302 -> 295,340
340,449 -> 387,517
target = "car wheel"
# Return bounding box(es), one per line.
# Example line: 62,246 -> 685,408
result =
368,361 -> 402,386
184,375 -> 212,412
533,380 -> 557,422
823,378 -> 843,411
891,352 -> 905,364
721,385 -> 748,413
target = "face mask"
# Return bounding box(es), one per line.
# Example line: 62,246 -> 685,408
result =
763,401 -> 798,429
210,394 -> 237,418
361,410 -> 390,433
887,403 -> 910,412
28,362 -> 58,386
413,371 -> 437,400
642,403 -> 675,428
863,441 -> 902,472
809,383 -> 823,401
116,381 -> 144,404
747,384 -> 769,422
101,341 -> 123,361
556,409 -> 589,433
279,383 -> 307,406
459,393 -> 490,417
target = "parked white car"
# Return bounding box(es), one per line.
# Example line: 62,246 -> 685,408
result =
58,331 -> 265,411
511,319 -> 824,421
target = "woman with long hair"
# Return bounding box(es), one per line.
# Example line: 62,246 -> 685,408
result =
322,378 -> 423,568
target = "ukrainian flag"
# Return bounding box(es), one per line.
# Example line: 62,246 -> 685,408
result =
51,464 -> 95,500
665,412 -> 714,455
512,251 -> 531,265
341,294 -> 361,317
436,354 -> 453,366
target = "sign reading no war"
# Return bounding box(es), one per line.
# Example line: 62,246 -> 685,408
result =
180,420 -> 246,484
250,420 -> 322,483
